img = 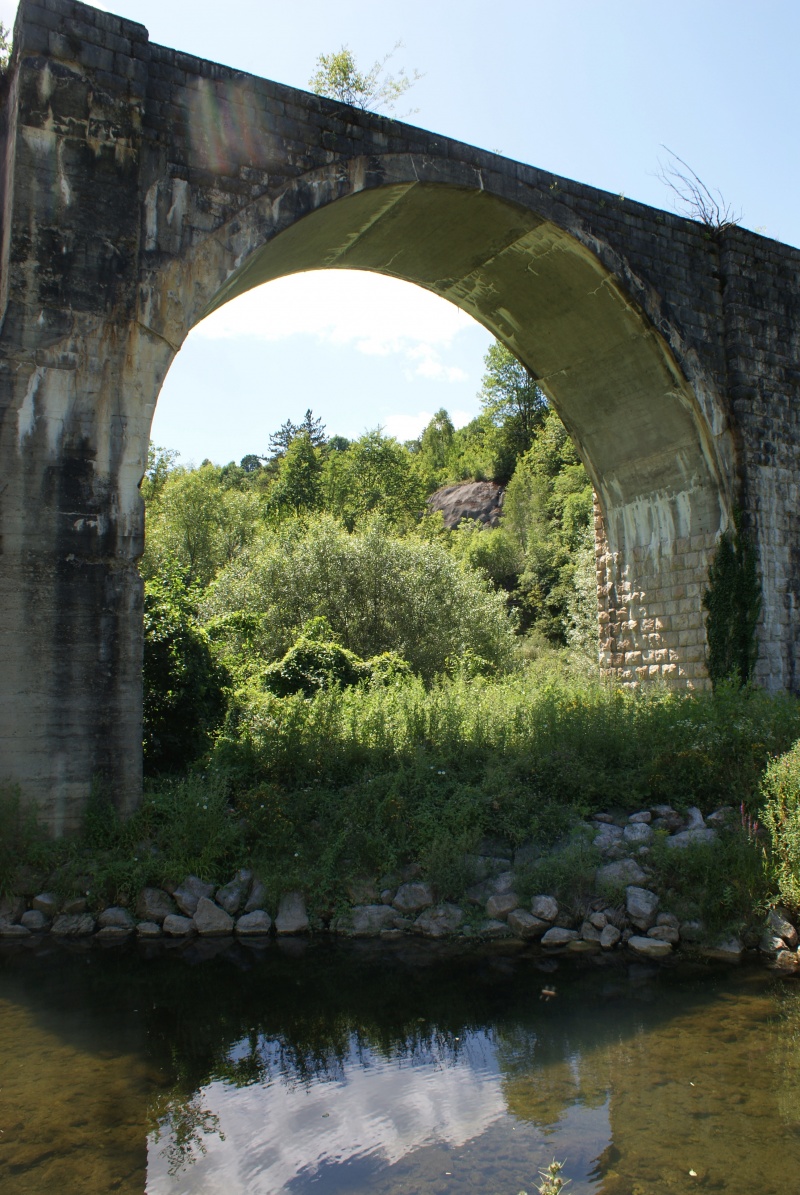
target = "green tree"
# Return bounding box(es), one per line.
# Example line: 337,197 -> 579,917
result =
480,341 -> 548,482
143,573 -> 228,774
203,514 -> 518,681
309,43 -> 421,114
502,408 -> 593,643
240,454 -> 265,474
268,417 -> 299,457
269,432 -> 323,516
142,443 -> 180,503
412,408 -> 456,489
262,617 -> 369,696
142,463 -> 264,587
323,428 -> 427,530
0,22 -> 11,74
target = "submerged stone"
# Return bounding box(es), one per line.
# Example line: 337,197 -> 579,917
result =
541,927 -> 579,947
628,935 -> 672,958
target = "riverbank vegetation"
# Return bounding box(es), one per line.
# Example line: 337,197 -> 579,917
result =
3,342 -> 800,937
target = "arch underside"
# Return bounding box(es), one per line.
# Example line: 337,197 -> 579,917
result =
183,181 -> 730,685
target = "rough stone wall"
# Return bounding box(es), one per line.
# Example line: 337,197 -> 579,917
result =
1,0 -> 799,832
595,498 -> 714,685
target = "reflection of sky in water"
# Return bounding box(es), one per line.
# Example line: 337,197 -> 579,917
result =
145,1030 -> 610,1194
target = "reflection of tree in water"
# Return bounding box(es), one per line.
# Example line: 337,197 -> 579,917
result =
497,1025 -> 609,1132
14,941 -> 789,1187
150,1089 -> 224,1176
770,983 -> 800,1135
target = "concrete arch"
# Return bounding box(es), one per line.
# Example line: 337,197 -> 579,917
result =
134,156 -> 733,691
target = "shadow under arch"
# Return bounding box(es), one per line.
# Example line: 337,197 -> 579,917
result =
142,155 -> 733,688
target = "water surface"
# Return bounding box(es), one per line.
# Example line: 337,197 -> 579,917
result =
1,937 -> 798,1194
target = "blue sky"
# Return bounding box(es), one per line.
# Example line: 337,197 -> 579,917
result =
4,0 -> 798,464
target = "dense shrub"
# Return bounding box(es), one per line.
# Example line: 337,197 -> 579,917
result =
262,618 -> 370,696
143,574 -> 228,775
762,740 -> 800,911
203,514 -> 518,681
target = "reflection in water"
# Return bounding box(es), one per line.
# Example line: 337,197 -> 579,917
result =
0,940 -> 799,1194
147,1034 -> 507,1192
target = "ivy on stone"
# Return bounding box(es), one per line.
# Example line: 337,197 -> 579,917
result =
703,513 -> 761,688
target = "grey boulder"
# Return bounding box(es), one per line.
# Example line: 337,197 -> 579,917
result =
392,882 -> 434,915
596,859 -> 647,887
51,913 -> 96,937
531,895 -> 558,922
541,927 -> 579,947
485,892 -> 519,920
626,886 -> 659,930
244,879 -> 268,914
648,925 -> 680,944
600,924 -> 621,949
20,909 -> 48,931
235,910 -> 273,936
137,921 -> 162,938
507,909 -> 549,939
173,876 -> 214,916
193,897 -> 234,936
667,827 -> 718,849
768,909 -> 798,949
98,906 -> 136,930
347,905 -> 397,936
414,903 -> 463,938
275,892 -> 309,935
215,874 -> 248,916
623,822 -> 653,846
136,888 -> 176,924
0,922 -> 30,937
32,892 -> 59,918
162,913 -> 195,936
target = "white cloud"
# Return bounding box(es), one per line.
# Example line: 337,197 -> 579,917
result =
405,344 -> 468,383
383,407 -> 476,441
196,271 -> 479,372
383,411 -> 434,440
147,1034 -> 506,1194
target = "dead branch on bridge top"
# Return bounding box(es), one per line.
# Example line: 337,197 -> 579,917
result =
658,146 -> 741,233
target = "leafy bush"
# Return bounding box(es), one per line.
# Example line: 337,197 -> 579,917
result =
703,514 -> 761,688
762,740 -> 800,911
263,619 -> 369,696
143,574 -> 228,775
647,828 -> 770,933
203,514 -> 518,681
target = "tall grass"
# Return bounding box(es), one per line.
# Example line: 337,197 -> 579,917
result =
6,668 -> 800,920
215,671 -> 800,816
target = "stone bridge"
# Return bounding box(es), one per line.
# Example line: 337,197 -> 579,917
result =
2,0 -> 800,833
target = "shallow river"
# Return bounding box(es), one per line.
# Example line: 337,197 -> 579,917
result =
1,937 -> 799,1194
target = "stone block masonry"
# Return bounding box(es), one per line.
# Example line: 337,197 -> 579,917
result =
1,0 -> 800,830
